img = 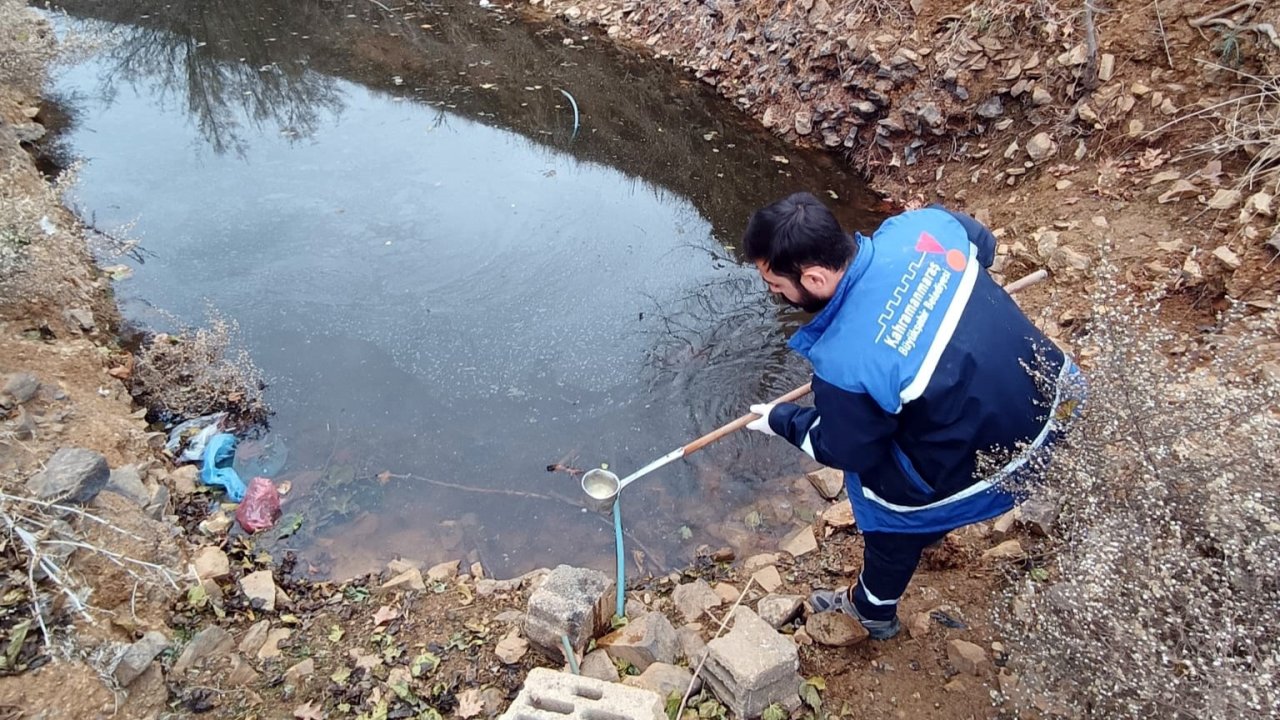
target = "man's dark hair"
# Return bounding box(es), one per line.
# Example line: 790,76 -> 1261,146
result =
741,192 -> 854,282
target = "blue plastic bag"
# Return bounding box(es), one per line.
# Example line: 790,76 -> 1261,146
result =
200,433 -> 247,502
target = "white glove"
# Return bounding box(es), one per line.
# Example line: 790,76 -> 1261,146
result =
746,403 -> 777,436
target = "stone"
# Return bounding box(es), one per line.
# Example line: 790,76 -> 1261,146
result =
852,100 -> 878,117
672,579 -> 721,623
677,623 -> 707,663
750,565 -> 783,593
806,467 -> 844,499
713,582 -> 740,605
1078,103 -> 1101,124
496,610 -> 525,625
624,662 -> 699,698
780,526 -> 818,558
239,570 -> 278,611
2,373 -> 39,405
257,628 -> 291,660
805,611 -> 868,646
985,539 -> 1027,561
703,609 -> 802,719
1159,179 -> 1199,203
194,546 -> 231,580
64,308 -> 95,333
581,649 -> 620,682
794,111 -> 813,136
146,483 -> 170,520
908,611 -> 932,639
381,567 -> 426,592
1056,179 -> 1074,191
992,510 -> 1018,540
284,658 -> 314,685
1207,188 -> 1243,210
238,620 -> 271,655
1025,132 -> 1055,162
226,653 -> 259,686
524,565 -> 615,661
742,553 -> 779,573
12,407 -> 35,440
26,448 -> 110,505
386,558 -> 422,575
104,465 -> 150,506
501,668 -> 665,719
170,465 -> 199,495
1031,86 -> 1052,106
426,559 -> 460,582
200,511 -> 232,535
1020,494 -> 1060,536
1050,247 -> 1092,272
495,635 -> 529,664
821,502 -> 855,529
948,639 -> 989,675
173,626 -> 234,675
756,594 -> 804,629
917,102 -> 945,129
113,631 -> 169,687
976,97 -> 1003,119
598,611 -> 679,672
1098,53 -> 1116,82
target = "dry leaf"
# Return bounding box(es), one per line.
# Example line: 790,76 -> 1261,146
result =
456,688 -> 484,718
373,605 -> 399,626
277,480 -> 292,495
293,701 -> 324,720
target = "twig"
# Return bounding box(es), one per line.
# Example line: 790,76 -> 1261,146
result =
366,0 -> 393,12
0,492 -> 146,541
41,540 -> 182,588
1153,0 -> 1173,68
379,472 -> 568,503
1082,0 -> 1100,90
675,576 -> 758,719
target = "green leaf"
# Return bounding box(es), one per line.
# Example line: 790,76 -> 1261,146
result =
5,620 -> 30,666
610,614 -> 629,630
331,667 -> 352,684
678,526 -> 693,541
800,682 -> 822,713
411,652 -> 440,677
417,710 -> 443,720
187,584 -> 208,608
805,675 -> 827,691
389,679 -> 415,702
1031,567 -> 1050,582
329,625 -> 345,643
275,513 -> 304,539
761,704 -> 788,720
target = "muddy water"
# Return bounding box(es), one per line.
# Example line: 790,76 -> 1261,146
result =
50,0 -> 883,579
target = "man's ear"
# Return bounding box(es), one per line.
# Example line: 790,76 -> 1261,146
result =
799,266 -> 829,293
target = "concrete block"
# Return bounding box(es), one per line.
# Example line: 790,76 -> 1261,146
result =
500,667 -> 665,720
597,611 -> 678,672
703,608 -> 802,718
524,565 -> 615,661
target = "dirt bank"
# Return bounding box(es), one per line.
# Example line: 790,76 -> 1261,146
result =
0,0 -> 1276,718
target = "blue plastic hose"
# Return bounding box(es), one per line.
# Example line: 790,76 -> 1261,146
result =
613,497 -> 625,620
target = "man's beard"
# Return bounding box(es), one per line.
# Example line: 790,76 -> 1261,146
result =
784,285 -> 830,314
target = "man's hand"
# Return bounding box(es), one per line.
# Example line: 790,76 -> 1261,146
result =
746,403 -> 777,436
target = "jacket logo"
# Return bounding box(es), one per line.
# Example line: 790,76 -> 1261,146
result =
875,231 -> 960,356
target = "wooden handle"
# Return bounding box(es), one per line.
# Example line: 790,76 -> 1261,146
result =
674,267 -> 1048,461
681,382 -> 813,456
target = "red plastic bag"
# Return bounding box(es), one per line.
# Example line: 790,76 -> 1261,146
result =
235,476 -> 281,533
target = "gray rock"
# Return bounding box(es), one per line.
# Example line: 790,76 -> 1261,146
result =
113,631 -> 169,686
12,123 -> 45,143
756,594 -> 805,629
580,649 -> 620,682
672,579 -> 721,623
26,448 -> 110,505
146,483 -> 170,520
107,465 -> 150,506
240,570 -> 278,611
13,407 -> 36,441
1026,132 -> 1056,162
852,100 -> 878,117
917,102 -> 945,129
524,565 -> 615,661
598,611 -> 679,672
977,96 -> 1004,119
238,620 -> 271,655
64,308 -> 95,333
3,373 -> 39,405
624,662 -> 700,698
173,626 -> 234,675
677,623 -> 708,664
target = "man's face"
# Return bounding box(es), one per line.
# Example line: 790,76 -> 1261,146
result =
755,261 -> 830,313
